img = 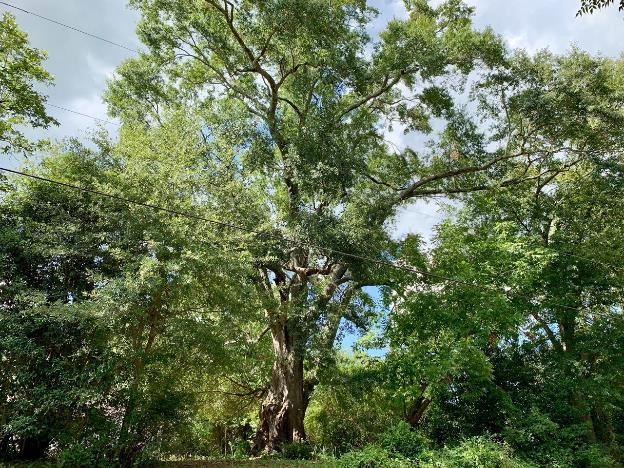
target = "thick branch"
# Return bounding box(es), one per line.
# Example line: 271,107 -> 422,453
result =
278,96 -> 303,118
338,69 -> 413,120
399,150 -> 527,201
532,312 -> 564,352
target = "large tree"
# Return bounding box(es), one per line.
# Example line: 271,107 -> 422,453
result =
104,0 -> 620,452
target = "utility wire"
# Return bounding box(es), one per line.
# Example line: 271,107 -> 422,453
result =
47,103 -> 120,127
0,166 -> 596,312
0,1 -> 139,53
0,167 -> 258,234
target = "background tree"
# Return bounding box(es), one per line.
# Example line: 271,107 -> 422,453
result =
578,0 -> 624,15
0,12 -> 57,155
381,50 -> 624,463
0,118 -> 263,464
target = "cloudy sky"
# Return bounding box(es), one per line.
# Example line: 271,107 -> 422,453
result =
2,0 -> 623,241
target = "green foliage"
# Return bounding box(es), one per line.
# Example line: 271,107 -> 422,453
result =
306,357 -> 396,455
336,438 -> 531,468
337,445 -> 411,468
0,304 -> 113,460
503,409 -> 620,467
0,12 -> 57,154
419,437 -> 532,468
578,0 -> 624,15
0,134 -> 262,464
379,422 -> 430,459
3,0 -> 624,465
281,441 -> 315,460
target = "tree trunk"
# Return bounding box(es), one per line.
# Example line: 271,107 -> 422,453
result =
406,396 -> 432,428
253,322 -> 306,454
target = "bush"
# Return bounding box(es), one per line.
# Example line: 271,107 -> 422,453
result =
574,445 -> 619,468
305,382 -> 395,456
379,421 -> 429,458
420,437 -> 533,468
337,445 -> 411,468
57,445 -> 99,468
503,412 -> 619,467
282,441 -> 315,460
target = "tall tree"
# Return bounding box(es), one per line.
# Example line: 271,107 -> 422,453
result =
0,12 -> 57,155
104,0 -> 617,452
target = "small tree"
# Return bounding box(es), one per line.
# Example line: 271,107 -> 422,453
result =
0,12 -> 57,155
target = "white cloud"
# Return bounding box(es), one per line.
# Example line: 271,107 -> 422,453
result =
86,53 -> 117,86
391,200 -> 443,243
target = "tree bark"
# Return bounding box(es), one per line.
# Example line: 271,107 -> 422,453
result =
406,395 -> 432,428
252,321 -> 307,454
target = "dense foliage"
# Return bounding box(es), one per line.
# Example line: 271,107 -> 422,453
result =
0,12 -> 57,154
1,1 -> 623,466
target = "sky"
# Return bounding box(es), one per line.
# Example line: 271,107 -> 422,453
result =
1,0 -> 623,243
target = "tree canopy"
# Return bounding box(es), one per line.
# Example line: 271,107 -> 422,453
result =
1,1 -> 624,466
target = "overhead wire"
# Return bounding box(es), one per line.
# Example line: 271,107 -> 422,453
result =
46,103 -> 120,127
1,166 -> 606,313
0,1 -> 139,53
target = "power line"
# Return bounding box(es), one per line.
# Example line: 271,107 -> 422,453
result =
47,103 -> 120,127
0,166 -> 593,312
0,166 -> 258,234
0,1 -> 139,53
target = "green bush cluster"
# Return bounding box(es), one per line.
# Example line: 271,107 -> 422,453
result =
281,441 -> 316,460
336,436 -> 531,468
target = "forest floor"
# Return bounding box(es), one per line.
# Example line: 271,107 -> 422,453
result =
2,460 -> 331,468
162,460 -> 333,467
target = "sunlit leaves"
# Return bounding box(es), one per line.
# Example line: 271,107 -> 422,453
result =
0,12 -> 57,154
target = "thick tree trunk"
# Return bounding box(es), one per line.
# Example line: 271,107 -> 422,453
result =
253,322 -> 306,454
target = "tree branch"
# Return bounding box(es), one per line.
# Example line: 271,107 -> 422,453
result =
399,149 -> 527,201
338,69 -> 412,120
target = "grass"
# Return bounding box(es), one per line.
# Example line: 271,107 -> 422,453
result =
161,459 -> 336,467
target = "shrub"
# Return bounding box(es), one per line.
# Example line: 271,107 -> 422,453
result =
574,445 -> 619,468
282,441 -> 315,460
420,436 -> 533,468
337,445 -> 411,468
379,421 -> 430,458
305,383 -> 394,456
57,445 -> 99,468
